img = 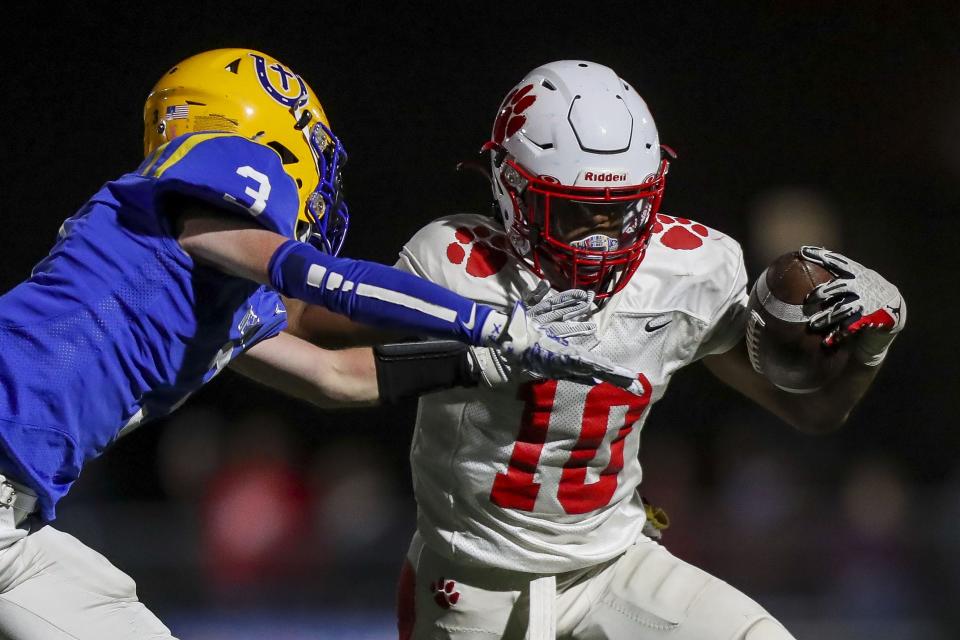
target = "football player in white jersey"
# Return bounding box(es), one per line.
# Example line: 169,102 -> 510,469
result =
356,61 -> 905,640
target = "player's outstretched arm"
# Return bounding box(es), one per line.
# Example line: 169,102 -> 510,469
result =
256,286 -> 600,406
175,209 -> 637,387
231,333 -> 379,408
175,209 -> 501,345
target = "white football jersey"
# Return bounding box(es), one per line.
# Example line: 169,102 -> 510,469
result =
396,213 -> 749,573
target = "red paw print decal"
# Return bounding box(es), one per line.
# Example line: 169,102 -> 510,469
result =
446,226 -> 510,278
651,215 -> 709,250
493,84 -> 537,144
430,577 -> 461,609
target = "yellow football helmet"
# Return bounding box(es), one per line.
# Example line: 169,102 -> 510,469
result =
143,48 -> 349,254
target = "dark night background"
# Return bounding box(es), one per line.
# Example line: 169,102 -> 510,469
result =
2,2 -> 958,638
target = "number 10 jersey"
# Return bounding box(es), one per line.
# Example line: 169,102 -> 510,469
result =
396,213 -> 749,574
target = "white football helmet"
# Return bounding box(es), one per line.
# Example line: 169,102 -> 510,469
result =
485,60 -> 670,298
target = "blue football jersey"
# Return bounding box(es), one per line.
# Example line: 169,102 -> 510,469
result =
0,133 -> 299,520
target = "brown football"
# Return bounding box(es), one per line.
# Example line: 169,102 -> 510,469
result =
746,251 -> 851,392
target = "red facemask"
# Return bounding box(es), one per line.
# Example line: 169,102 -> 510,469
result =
496,154 -> 669,299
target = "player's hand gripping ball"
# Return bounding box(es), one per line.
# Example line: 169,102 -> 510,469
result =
747,248 -> 906,393
799,246 -> 906,365
746,251 -> 851,393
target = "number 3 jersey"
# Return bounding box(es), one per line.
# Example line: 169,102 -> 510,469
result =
396,213 -> 749,574
0,133 -> 297,521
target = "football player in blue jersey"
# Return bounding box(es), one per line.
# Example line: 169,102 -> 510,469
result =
0,49 -> 636,639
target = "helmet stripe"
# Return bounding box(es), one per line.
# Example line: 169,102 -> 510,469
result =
151,133 -> 237,178
138,146 -> 166,177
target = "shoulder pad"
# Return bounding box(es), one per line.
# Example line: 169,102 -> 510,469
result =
140,133 -> 300,238
647,214 -> 741,266
619,214 -> 746,321
398,214 -> 536,308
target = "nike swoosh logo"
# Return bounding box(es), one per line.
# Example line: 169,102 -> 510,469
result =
461,304 -> 477,330
645,318 -> 672,332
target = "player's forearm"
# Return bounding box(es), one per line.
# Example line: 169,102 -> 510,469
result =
267,239 -> 497,345
232,335 -> 379,408
704,339 -> 880,434
306,346 -> 380,408
283,299 -> 410,349
776,359 -> 880,434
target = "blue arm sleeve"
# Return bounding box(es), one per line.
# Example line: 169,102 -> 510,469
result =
268,240 -> 497,345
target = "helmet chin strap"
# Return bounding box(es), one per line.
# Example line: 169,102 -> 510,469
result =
480,140 -> 508,168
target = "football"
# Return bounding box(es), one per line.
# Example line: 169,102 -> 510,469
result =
746,251 -> 851,392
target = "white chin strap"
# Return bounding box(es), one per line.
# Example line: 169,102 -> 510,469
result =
528,575 -> 557,640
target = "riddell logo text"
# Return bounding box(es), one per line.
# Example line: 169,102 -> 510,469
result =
583,172 -> 627,182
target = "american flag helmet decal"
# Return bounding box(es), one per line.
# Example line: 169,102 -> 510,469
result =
165,105 -> 189,120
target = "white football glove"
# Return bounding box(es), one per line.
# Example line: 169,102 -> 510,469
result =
478,294 -> 632,387
800,246 -> 906,366
524,281 -> 599,349
466,345 -> 516,388
470,284 -> 601,388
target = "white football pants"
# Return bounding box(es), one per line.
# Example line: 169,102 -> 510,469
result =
0,504 -> 176,640
398,532 -> 795,640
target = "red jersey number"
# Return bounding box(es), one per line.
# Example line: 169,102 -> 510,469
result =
490,376 -> 652,514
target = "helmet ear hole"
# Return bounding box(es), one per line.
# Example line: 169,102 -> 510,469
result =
265,141 -> 299,165
294,111 -> 313,131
